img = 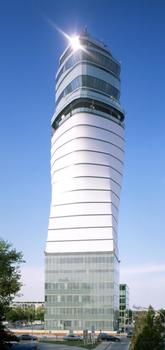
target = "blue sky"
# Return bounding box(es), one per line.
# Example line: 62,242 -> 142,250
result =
0,0 -> 165,308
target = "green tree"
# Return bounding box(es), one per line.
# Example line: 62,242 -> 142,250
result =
125,309 -> 133,325
6,305 -> 45,323
35,306 -> 44,321
6,307 -> 26,323
158,309 -> 165,324
130,306 -> 164,350
0,239 -> 24,346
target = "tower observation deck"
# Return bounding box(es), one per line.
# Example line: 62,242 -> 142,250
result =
45,31 -> 125,331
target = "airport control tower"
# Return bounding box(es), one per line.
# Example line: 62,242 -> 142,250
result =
45,31 -> 125,331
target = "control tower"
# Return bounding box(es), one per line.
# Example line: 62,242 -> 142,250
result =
45,31 -> 125,331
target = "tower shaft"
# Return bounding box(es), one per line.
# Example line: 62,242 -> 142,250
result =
45,33 -> 124,331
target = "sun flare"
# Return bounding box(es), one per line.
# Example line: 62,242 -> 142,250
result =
69,35 -> 82,51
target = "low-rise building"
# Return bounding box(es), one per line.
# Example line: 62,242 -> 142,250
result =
12,301 -> 44,310
119,284 -> 129,330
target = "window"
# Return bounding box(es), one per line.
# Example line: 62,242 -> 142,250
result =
56,50 -> 120,82
56,75 -> 120,106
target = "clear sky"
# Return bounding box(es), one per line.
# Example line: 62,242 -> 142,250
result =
0,0 -> 165,309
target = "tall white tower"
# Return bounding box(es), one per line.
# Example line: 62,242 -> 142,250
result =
45,31 -> 124,331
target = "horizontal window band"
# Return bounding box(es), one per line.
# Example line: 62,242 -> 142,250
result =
51,148 -> 123,169
56,56 -> 120,87
45,294 -> 114,296
52,135 -> 124,155
46,238 -> 114,243
56,62 -> 120,95
52,122 -> 124,145
52,175 -> 121,189
56,84 -> 118,108
58,44 -> 120,73
54,95 -> 124,123
51,201 -> 119,211
58,54 -> 119,78
45,251 -> 116,256
45,319 -> 115,323
53,99 -> 124,130
46,271 -> 114,275
56,75 -> 120,106
52,161 -> 123,177
45,272 -> 115,275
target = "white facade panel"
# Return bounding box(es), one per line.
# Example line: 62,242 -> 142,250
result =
46,239 -> 114,253
52,137 -> 124,164
51,189 -> 120,207
50,202 -> 118,220
51,150 -> 123,175
52,114 -> 124,141
47,226 -> 114,242
52,177 -> 121,196
48,214 -> 117,230
51,163 -> 122,185
47,110 -> 123,252
52,125 -> 124,151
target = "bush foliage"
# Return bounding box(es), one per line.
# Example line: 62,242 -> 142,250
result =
130,306 -> 164,350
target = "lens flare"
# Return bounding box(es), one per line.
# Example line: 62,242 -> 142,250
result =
69,36 -> 82,51
44,19 -> 89,53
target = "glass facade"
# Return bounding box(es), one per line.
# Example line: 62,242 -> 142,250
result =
45,252 -> 119,330
119,284 -> 129,329
56,75 -> 120,106
57,50 -> 120,82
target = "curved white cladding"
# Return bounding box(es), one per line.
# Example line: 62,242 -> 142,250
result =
46,239 -> 114,253
52,123 -> 123,151
46,111 -> 124,254
51,113 -> 124,154
50,202 -> 119,221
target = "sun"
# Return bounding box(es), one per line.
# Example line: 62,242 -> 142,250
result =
69,35 -> 82,51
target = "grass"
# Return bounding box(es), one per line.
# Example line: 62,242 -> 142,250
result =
39,339 -> 100,349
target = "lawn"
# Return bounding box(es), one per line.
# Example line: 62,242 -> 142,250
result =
39,339 -> 100,349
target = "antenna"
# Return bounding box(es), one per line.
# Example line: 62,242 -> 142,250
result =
82,26 -> 89,36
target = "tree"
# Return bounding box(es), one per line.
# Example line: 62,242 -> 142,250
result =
6,305 -> 45,323
158,309 -> 165,324
5,307 -> 27,323
125,309 -> 133,325
35,306 -> 44,321
0,239 -> 24,346
130,306 -> 164,350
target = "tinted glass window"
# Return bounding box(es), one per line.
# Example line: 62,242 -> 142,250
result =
56,50 -> 120,82
56,75 -> 120,106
